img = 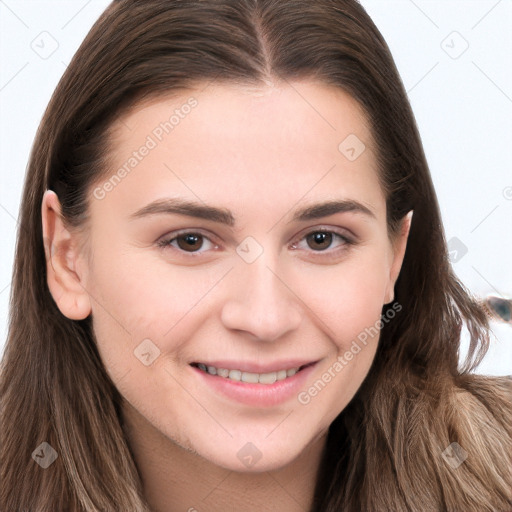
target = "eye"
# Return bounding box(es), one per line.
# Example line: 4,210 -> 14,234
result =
157,230 -> 217,254
290,228 -> 356,256
157,227 -> 356,257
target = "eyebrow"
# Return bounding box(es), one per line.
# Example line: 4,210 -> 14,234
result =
129,197 -> 376,225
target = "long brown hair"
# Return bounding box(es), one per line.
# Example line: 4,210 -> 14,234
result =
1,1 -> 511,510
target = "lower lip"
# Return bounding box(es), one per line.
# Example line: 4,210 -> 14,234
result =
191,363 -> 318,407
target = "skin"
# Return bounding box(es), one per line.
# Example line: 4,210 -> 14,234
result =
42,80 -> 412,511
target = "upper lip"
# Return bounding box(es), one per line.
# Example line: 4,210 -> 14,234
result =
190,359 -> 319,374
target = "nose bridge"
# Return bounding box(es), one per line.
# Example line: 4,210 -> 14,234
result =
220,247 -> 302,341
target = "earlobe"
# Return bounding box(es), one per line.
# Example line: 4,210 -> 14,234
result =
384,210 -> 413,305
41,190 -> 92,320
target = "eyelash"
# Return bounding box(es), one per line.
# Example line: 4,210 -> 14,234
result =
156,227 -> 357,259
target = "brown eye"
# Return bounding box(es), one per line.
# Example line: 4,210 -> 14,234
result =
176,233 -> 204,252
157,231 -> 215,254
306,232 -> 333,251
290,228 -> 355,258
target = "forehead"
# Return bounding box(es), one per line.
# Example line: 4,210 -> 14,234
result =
96,80 -> 384,224
113,80 -> 374,151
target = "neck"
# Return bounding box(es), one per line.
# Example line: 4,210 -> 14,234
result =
121,400 -> 328,512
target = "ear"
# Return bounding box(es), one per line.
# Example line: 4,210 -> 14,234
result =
41,190 -> 92,320
384,210 -> 413,305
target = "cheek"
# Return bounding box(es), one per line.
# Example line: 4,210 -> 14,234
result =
86,244 -> 223,331
85,250 -> 229,375
293,248 -> 390,344
291,251 -> 388,410
296,257 -> 388,417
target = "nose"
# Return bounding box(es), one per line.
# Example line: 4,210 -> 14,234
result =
220,257 -> 302,342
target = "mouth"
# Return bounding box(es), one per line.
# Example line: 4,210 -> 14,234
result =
190,359 -> 320,407
190,361 -> 316,385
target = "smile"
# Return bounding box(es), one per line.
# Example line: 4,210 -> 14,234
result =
190,362 -> 314,385
190,359 -> 319,407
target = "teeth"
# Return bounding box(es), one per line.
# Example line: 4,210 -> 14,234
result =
259,372 -> 277,385
241,372 -> 260,384
228,369 -> 241,381
195,363 -> 303,385
276,370 -> 287,381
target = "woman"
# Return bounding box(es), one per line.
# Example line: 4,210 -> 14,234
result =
1,0 -> 511,511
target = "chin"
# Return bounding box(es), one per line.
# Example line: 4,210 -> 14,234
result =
197,436 -> 311,473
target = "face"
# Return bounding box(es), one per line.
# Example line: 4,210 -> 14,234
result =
42,81 -> 411,472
